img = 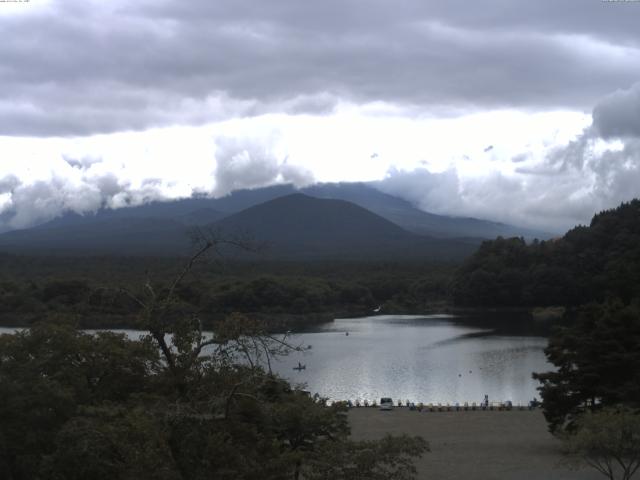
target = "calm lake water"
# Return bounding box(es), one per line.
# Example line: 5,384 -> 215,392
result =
272,314 -> 550,405
0,314 -> 551,405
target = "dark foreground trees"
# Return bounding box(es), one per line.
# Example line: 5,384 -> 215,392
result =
563,407 -> 640,480
0,239 -> 427,480
0,323 -> 428,480
534,302 -> 640,479
533,302 -> 640,433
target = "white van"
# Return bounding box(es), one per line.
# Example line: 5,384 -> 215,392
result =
379,397 -> 394,410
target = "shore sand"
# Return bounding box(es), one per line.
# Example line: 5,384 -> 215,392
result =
349,408 -> 601,480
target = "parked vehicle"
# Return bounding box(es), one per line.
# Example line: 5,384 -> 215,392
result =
379,397 -> 394,411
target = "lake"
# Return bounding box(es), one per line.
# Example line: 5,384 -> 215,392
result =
270,314 -> 551,405
0,314 -> 551,405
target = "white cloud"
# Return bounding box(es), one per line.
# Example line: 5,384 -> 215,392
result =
0,82 -> 637,234
212,135 -> 314,196
0,125 -> 316,230
376,83 -> 640,233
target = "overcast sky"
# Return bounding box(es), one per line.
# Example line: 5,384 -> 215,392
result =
1,0 -> 640,233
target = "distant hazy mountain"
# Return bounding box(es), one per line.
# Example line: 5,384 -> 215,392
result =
302,183 -> 552,240
0,193 -> 477,259
0,217 -> 190,256
7,182 -> 552,241
210,194 -> 477,260
0,182 -> 554,258
201,182 -> 552,240
32,201 -> 226,230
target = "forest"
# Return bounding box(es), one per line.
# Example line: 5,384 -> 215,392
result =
0,255 -> 455,330
451,200 -> 640,308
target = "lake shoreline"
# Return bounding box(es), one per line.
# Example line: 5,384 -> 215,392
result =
0,305 -> 558,334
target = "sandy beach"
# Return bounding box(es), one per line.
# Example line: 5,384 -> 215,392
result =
349,408 -> 601,480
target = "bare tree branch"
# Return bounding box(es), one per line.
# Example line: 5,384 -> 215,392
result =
118,287 -> 147,310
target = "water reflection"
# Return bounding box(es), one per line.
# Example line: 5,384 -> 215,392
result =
271,315 -> 550,404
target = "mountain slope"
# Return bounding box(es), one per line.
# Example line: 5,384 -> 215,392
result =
4,182 -> 551,241
32,202 -> 225,230
0,217 -> 191,256
0,194 -> 477,259
301,182 -> 552,239
212,194 -> 476,260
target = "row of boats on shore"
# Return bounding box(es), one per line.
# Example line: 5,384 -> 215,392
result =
336,397 -> 541,411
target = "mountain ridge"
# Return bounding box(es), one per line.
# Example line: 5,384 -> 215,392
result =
211,193 -> 477,260
0,193 -> 477,260
3,182 -> 553,241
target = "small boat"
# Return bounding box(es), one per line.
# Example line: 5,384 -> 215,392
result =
345,331 -> 349,336
293,362 -> 306,371
373,305 -> 382,313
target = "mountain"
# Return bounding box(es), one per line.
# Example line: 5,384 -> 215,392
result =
0,217 -> 190,256
32,202 -> 225,230
301,183 -> 552,240
0,193 -> 476,260
9,182 -> 552,241
201,182 -> 553,239
212,194 -> 476,260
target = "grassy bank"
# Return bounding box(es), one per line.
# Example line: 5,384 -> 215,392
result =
349,408 -> 599,480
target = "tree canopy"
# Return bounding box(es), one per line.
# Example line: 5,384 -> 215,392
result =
562,407 -> 640,480
0,238 -> 428,480
533,302 -> 640,433
452,199 -> 640,307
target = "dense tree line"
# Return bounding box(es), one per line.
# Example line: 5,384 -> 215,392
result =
452,200 -> 640,307
0,257 -> 455,329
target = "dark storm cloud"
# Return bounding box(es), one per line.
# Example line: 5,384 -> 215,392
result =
592,83 -> 640,139
2,0 -> 640,136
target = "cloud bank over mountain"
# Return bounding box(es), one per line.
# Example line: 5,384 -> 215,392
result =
378,82 -> 640,232
0,135 -> 313,232
213,137 -> 314,197
1,80 -> 639,234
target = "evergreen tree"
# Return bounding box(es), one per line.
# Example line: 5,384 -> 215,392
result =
533,302 -> 640,433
